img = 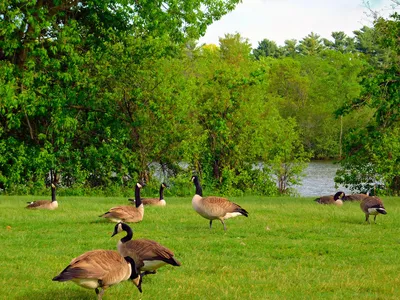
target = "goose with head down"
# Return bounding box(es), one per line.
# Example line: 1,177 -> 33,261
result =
314,191 -> 345,206
52,249 -> 142,299
360,196 -> 387,223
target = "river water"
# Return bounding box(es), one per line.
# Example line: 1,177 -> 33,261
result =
294,160 -> 352,197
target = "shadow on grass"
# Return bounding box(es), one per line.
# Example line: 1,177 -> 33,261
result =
15,288 -> 93,300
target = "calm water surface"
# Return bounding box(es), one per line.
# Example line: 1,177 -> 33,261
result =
294,161 -> 352,197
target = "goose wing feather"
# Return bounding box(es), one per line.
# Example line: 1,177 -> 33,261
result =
26,200 -> 51,208
121,239 -> 180,266
202,196 -> 248,216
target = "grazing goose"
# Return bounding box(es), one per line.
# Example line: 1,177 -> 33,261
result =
99,182 -> 145,223
191,175 -> 249,231
343,193 -> 368,201
112,222 -> 181,276
360,196 -> 387,223
129,183 -> 169,206
26,183 -> 58,210
52,249 -> 142,299
314,191 -> 345,206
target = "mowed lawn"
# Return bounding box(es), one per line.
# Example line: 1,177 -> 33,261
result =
1,194 -> 400,300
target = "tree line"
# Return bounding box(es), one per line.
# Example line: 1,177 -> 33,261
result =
0,1 -> 399,196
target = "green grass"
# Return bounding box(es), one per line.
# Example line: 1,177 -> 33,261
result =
1,195 -> 400,299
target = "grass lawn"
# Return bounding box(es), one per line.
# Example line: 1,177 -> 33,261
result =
1,194 -> 399,299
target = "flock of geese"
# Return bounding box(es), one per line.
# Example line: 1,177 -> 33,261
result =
314,191 -> 387,223
25,175 -> 249,299
24,175 -> 387,299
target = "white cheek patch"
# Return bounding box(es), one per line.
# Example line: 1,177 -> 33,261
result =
137,183 -> 142,188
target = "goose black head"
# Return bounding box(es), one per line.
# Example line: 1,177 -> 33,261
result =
334,191 -> 345,200
111,222 -> 125,237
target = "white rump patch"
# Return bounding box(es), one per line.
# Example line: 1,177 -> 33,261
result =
223,212 -> 243,220
72,278 -> 99,289
141,260 -> 167,271
368,208 -> 382,215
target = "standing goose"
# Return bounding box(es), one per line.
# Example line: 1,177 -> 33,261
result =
112,222 -> 181,276
191,175 -> 249,231
26,183 -> 58,210
360,196 -> 387,223
99,182 -> 145,223
52,249 -> 142,299
314,191 -> 345,206
129,183 -> 169,206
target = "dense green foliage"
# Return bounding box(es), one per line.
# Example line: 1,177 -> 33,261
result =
1,195 -> 400,299
1,1 -> 399,195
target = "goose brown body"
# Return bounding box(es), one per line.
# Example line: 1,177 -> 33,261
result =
52,249 -> 142,299
112,222 -> 181,276
343,193 -> 368,201
360,196 -> 387,223
100,183 -> 144,223
191,176 -> 248,231
314,191 -> 345,206
26,184 -> 58,210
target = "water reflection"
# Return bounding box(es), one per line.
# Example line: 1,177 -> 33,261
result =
294,161 -> 352,197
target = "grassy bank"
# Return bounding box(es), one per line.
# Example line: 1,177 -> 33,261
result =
0,195 -> 399,299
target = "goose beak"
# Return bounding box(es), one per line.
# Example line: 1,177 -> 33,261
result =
132,276 -> 142,293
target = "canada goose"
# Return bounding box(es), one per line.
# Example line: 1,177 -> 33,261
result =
26,183 -> 58,210
111,222 -> 181,276
360,196 -> 387,223
52,249 -> 142,299
99,182 -> 145,223
129,183 -> 169,206
314,191 -> 345,206
191,175 -> 249,231
343,193 -> 368,201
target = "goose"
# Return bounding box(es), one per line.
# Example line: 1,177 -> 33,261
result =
111,222 -> 181,277
99,182 -> 145,223
360,196 -> 387,223
26,183 -> 58,210
191,175 -> 249,231
52,249 -> 142,299
343,193 -> 368,201
314,191 -> 345,206
129,183 -> 169,206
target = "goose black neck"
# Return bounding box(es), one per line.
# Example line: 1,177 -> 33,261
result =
51,186 -> 56,202
121,223 -> 133,243
194,179 -> 203,196
135,185 -> 142,207
124,256 -> 139,279
159,185 -> 164,200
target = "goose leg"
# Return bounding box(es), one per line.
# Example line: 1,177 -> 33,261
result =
220,219 -> 227,231
374,215 -> 377,223
141,270 -> 157,276
97,288 -> 105,300
209,220 -> 213,229
365,214 -> 370,224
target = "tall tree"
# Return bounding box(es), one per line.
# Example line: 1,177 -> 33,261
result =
336,13 -> 400,194
0,0 -> 241,190
323,31 -> 355,53
298,32 -> 324,55
253,38 -> 280,60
